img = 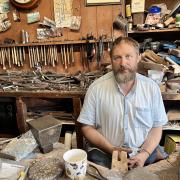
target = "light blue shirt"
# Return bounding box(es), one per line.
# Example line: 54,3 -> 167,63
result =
78,72 -> 168,152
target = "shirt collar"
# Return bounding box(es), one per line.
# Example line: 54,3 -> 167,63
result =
114,74 -> 137,97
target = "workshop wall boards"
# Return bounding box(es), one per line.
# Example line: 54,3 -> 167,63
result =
0,0 -> 122,74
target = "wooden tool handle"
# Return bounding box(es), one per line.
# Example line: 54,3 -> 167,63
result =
111,150 -> 128,174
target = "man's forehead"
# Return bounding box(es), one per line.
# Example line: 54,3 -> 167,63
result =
113,43 -> 135,51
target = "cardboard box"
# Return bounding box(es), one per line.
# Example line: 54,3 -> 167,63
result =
133,13 -> 145,25
164,135 -> 180,154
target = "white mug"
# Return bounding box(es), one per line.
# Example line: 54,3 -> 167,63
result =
63,149 -> 87,180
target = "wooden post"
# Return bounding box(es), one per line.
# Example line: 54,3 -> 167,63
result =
16,97 -> 27,133
72,97 -> 83,149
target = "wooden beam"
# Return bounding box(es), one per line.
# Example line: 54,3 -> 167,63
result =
72,97 -> 83,149
16,97 -> 27,133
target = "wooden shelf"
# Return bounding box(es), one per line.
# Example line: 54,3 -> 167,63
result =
0,39 -> 111,48
128,28 -> 180,34
162,93 -> 180,100
0,40 -> 94,48
0,90 -> 85,98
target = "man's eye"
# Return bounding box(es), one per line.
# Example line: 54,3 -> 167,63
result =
126,55 -> 131,59
113,57 -> 121,61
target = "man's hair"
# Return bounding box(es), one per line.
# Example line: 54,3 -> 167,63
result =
110,37 -> 140,58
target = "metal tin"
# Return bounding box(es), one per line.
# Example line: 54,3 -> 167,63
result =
176,14 -> 180,27
126,4 -> 131,17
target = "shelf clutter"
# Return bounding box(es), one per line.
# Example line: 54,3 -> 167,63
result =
0,0 -> 179,179
125,1 -> 180,32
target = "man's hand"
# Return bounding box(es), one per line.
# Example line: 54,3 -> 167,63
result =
113,146 -> 132,154
127,126 -> 163,169
128,151 -> 149,169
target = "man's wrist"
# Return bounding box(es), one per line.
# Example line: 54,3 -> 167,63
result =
138,148 -> 151,157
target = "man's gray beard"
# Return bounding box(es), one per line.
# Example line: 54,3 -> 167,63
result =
114,71 -> 136,84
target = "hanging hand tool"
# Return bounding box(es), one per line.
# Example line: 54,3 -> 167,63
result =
83,44 -> 90,71
107,42 -> 111,52
54,45 -> 58,63
49,46 -> 51,66
47,46 -> 50,65
11,47 -> 15,65
86,33 -> 96,62
36,46 -> 40,63
49,45 -> 52,66
13,47 -> 18,66
22,47 -> 25,63
43,46 -> 47,66
97,35 -> 104,67
4,48 -> 8,68
28,46 -> 32,68
40,46 -> 44,63
32,46 -> 35,67
66,44 -> 70,65
16,47 -> 21,67
7,47 -> 11,68
0,48 -> 2,67
70,44 -> 74,64
32,46 -> 36,67
63,45 -> 67,70
80,44 -> 86,70
2,48 -> 6,70
60,45 -> 64,65
30,46 -> 34,67
51,45 -> 55,67
18,47 -> 23,66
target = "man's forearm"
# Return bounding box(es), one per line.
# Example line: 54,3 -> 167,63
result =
81,125 -> 113,154
141,126 -> 162,155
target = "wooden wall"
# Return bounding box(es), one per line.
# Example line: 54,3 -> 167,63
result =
0,0 -> 124,74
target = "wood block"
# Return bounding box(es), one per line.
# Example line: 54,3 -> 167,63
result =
133,13 -> 145,25
111,150 -> 128,174
169,49 -> 180,57
138,61 -> 167,72
164,17 -> 175,26
167,109 -> 180,121
144,50 -> 168,65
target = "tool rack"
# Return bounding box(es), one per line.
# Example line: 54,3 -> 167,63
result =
0,39 -> 111,71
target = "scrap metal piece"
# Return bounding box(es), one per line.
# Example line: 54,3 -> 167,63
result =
28,158 -> 64,180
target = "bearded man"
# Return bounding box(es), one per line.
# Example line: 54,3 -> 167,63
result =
78,37 -> 168,169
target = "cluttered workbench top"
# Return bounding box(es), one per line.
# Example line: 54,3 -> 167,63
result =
0,70 -> 180,99
0,135 -> 179,180
0,70 -> 103,95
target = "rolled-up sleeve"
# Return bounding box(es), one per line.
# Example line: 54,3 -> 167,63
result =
77,86 -> 96,126
152,85 -> 168,127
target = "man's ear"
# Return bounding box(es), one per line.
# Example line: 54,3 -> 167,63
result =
137,53 -> 142,63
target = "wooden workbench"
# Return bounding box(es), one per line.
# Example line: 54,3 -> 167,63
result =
0,90 -> 86,149
0,90 -> 180,148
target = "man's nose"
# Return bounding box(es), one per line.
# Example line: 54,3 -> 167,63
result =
119,57 -> 127,66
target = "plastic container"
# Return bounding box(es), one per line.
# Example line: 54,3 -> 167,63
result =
148,70 -> 164,84
148,6 -> 161,14
145,6 -> 161,25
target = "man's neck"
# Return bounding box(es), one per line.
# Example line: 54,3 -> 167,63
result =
118,79 -> 135,96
